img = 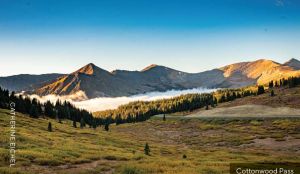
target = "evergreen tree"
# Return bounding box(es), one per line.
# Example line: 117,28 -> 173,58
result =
104,123 -> 109,131
163,114 -> 166,121
48,122 -> 52,132
29,105 -> 39,118
144,143 -> 150,155
220,94 -> 226,103
269,81 -> 274,88
92,120 -> 97,129
80,117 -> 85,128
257,85 -> 265,95
73,120 -> 77,128
115,115 -> 122,125
213,97 -> 218,106
270,89 -> 275,97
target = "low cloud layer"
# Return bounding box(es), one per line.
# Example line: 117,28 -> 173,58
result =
25,88 -> 217,112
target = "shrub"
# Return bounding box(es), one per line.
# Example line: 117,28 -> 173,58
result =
121,166 -> 144,174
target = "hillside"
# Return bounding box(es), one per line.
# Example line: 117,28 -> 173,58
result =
0,73 -> 64,92
185,86 -> 300,117
31,58 -> 300,99
219,59 -> 300,87
219,86 -> 300,109
0,109 -> 299,174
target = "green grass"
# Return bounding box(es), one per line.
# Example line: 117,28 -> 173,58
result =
0,109 -> 299,174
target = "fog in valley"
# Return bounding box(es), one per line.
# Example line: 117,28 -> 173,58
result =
26,88 -> 217,112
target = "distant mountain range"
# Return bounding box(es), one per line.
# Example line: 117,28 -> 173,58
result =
1,58 -> 300,99
0,73 -> 64,92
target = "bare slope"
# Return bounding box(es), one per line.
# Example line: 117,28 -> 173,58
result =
188,105 -> 300,117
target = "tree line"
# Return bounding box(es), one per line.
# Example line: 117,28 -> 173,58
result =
268,76 -> 300,89
0,87 -> 214,127
0,87 -> 101,128
1,76 -> 299,127
94,93 -> 215,124
216,88 -> 257,103
215,76 -> 300,104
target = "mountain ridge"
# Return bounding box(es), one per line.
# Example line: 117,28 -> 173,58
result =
0,73 -> 64,92
30,58 -> 300,99
1,58 -> 299,99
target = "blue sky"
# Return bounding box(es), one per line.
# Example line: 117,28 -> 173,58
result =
0,0 -> 300,76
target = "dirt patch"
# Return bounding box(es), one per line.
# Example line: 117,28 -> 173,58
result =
22,159 -> 120,174
188,105 -> 300,117
242,137 -> 300,152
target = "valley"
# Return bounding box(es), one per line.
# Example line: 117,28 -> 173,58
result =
0,109 -> 299,174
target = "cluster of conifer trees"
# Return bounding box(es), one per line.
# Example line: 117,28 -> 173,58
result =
94,93 -> 215,123
0,87 -> 215,126
216,76 -> 300,104
268,76 -> 300,88
216,88 -> 257,103
0,87 -> 101,128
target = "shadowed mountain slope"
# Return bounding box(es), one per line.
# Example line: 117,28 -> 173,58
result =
0,73 -> 64,92
284,58 -> 300,70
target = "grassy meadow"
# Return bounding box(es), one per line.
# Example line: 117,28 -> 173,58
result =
0,109 -> 299,174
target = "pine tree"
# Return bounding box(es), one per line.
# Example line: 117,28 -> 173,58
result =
73,120 -> 77,128
80,117 -> 85,128
213,97 -> 218,106
257,85 -> 265,95
92,120 -> 97,129
270,90 -> 275,97
104,123 -> 109,131
29,105 -> 39,118
269,81 -> 274,88
163,114 -> 166,121
48,122 -> 52,132
144,143 -> 150,155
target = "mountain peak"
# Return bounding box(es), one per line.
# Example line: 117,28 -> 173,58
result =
86,63 -> 96,67
75,63 -> 102,75
284,58 -> 300,70
286,58 -> 300,63
254,59 -> 278,64
141,64 -> 160,72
